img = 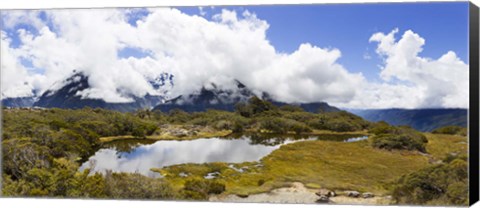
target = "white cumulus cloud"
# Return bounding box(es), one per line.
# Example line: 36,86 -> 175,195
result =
0,9 -> 469,109
341,28 -> 468,109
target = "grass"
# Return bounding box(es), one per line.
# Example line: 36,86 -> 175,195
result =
128,132 -> 469,199
256,140 -> 428,194
425,133 -> 468,160
99,130 -> 232,143
152,138 -> 429,196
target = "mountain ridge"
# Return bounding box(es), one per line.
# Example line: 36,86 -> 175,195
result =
153,80 -> 340,113
32,72 -> 165,112
348,108 -> 467,132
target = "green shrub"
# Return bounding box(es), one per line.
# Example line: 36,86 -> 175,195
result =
2,138 -> 52,179
368,121 -> 398,134
258,117 -> 312,134
371,134 -> 427,152
235,102 -> 253,117
104,171 -> 176,199
279,105 -> 304,112
432,126 -> 467,136
370,124 -> 428,152
182,178 -> 226,200
391,158 -> 468,206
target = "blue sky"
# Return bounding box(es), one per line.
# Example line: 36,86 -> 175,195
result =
179,2 -> 469,81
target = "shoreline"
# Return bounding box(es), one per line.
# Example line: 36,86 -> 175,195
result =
98,127 -> 369,143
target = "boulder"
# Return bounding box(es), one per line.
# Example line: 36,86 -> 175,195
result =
362,192 -> 374,198
316,195 -> 330,203
170,129 -> 190,137
315,189 -> 335,203
345,191 -> 360,198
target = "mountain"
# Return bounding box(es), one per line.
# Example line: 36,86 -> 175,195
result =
153,80 -> 260,112
295,102 -> 341,113
33,72 -> 166,112
8,71 -> 338,113
348,108 -> 467,132
153,80 -> 340,113
1,96 -> 35,108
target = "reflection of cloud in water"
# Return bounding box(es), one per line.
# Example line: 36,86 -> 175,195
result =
80,138 -> 282,177
344,136 -> 369,143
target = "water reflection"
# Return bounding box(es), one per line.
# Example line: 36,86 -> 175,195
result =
80,134 -> 367,177
344,135 -> 369,142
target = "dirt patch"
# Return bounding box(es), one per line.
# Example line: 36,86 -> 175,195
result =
210,182 -> 392,205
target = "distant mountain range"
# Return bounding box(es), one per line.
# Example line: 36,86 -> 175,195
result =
348,108 -> 467,132
1,72 -> 467,132
32,72 -> 167,112
1,72 -> 339,113
1,96 -> 35,108
153,79 -> 339,113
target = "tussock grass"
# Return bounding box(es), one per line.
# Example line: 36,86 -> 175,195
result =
257,140 -> 428,194
153,138 -> 429,196
425,133 -> 467,161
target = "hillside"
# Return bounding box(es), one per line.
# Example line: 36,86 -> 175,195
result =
33,72 -> 165,112
1,97 -> 35,108
154,80 -> 339,113
348,108 -> 467,132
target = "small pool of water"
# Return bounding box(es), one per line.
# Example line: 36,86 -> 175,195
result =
80,133 -> 367,177
344,135 -> 369,142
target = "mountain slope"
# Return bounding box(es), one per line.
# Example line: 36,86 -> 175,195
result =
1,97 -> 35,108
154,80 -> 340,113
349,108 -> 467,132
33,72 -> 165,112
154,80 -> 259,112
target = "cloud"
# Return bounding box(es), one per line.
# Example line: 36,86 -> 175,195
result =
0,9 -> 469,109
1,8 -> 363,104
1,31 -> 35,98
1,10 -> 46,31
336,28 -> 468,109
198,6 -> 206,16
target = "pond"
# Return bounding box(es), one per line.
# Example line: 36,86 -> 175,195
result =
80,133 -> 368,177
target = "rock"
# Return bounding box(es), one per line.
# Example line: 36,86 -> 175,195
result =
316,195 -> 330,203
316,189 -> 336,197
204,171 -> 221,179
362,192 -> 374,198
345,191 -> 360,198
329,191 -> 336,197
166,128 -> 190,137
315,189 -> 335,203
236,194 -> 249,198
254,164 -> 264,168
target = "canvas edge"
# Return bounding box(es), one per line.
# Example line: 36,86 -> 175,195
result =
469,1 -> 479,206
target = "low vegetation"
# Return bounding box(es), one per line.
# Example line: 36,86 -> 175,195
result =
1,98 -> 469,206
425,133 -> 467,161
2,156 -> 175,199
387,130 -> 468,206
432,125 -> 467,136
153,139 -> 430,197
369,122 -> 428,152
391,155 -> 468,205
